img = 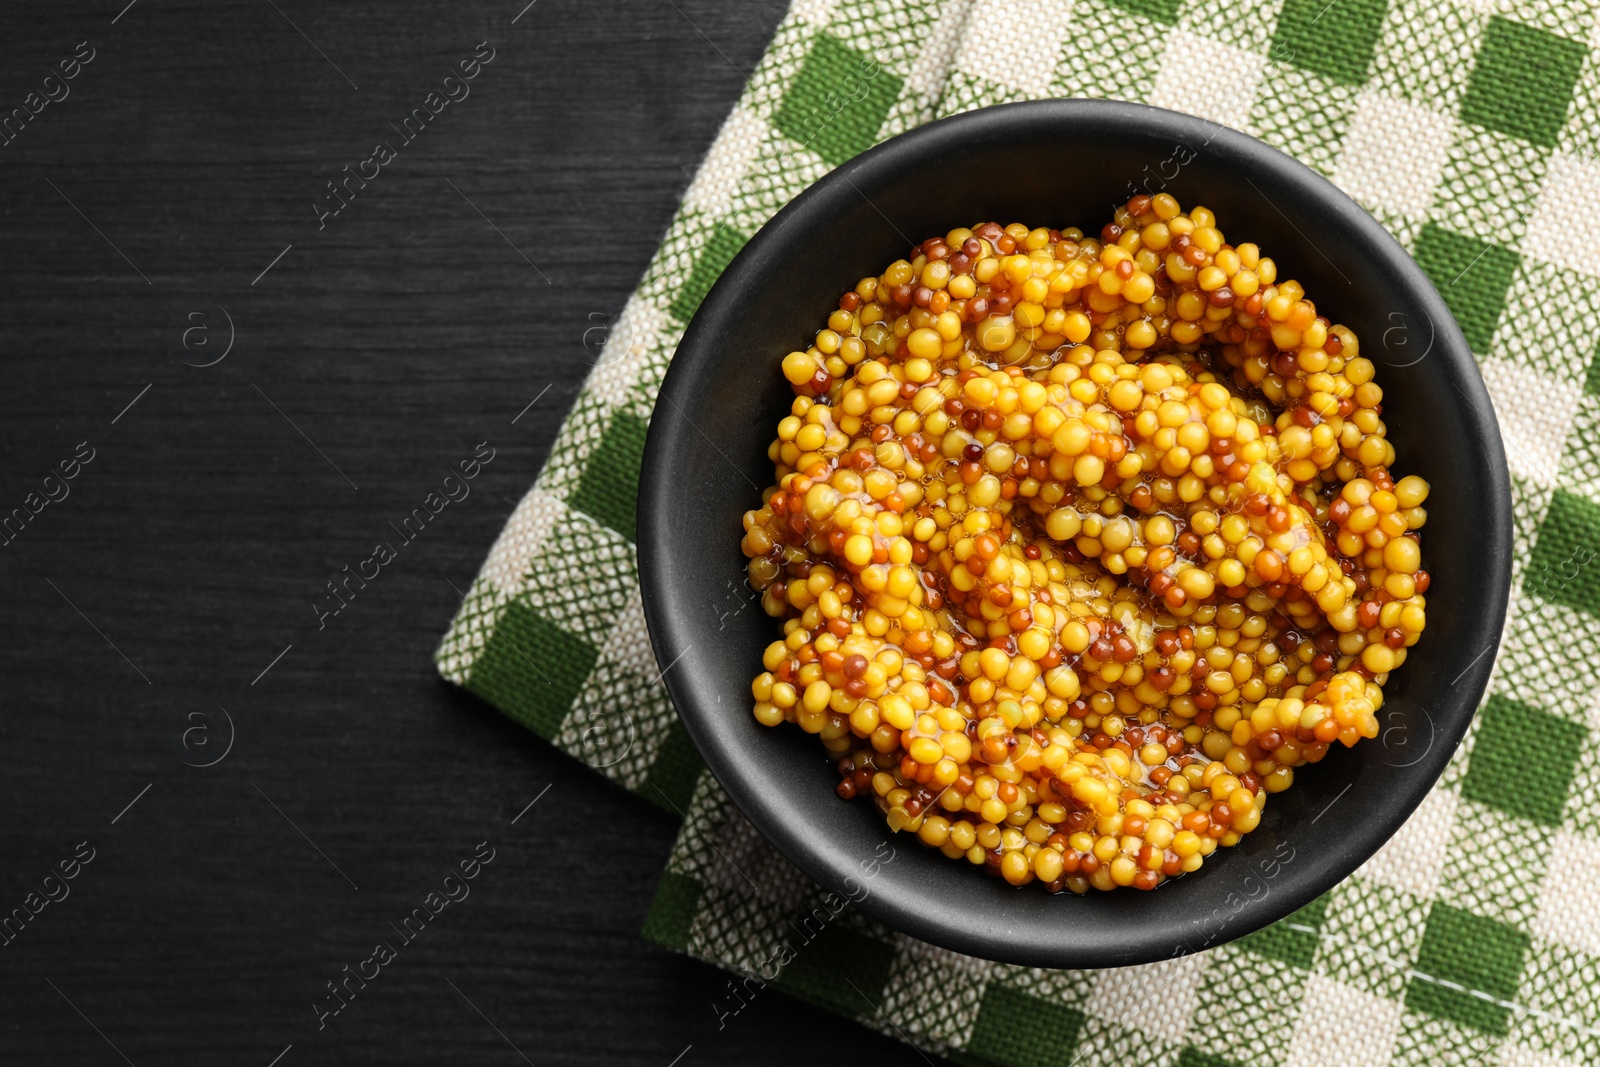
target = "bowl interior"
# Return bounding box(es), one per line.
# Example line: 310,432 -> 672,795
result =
638,99 -> 1511,968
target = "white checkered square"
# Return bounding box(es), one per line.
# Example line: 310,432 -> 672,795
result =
557,652 -> 674,789
1531,829 -> 1600,956
683,107 -> 772,220
435,575 -> 515,684
1524,152 -> 1600,278
1499,1044 -> 1587,1067
1149,31 -> 1265,132
1086,953 -> 1205,1044
1335,92 -> 1456,219
1480,358 -> 1584,487
901,0 -> 975,100
1286,974 -> 1404,1067
1068,1017 -> 1176,1067
948,0 -> 1073,98
1357,786 -> 1459,900
725,131 -> 833,238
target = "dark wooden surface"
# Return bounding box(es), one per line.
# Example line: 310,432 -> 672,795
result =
0,3 -> 944,1063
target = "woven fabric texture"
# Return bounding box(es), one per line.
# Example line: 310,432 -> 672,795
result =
437,1 -> 1600,1063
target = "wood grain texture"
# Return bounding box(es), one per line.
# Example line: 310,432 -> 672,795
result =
0,2 -> 946,1063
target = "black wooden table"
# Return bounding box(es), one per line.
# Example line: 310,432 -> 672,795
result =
0,2 -> 943,1063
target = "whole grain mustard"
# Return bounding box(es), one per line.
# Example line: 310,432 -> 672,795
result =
740,195 -> 1429,893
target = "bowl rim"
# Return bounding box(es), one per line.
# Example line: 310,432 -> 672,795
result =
637,97 -> 1512,968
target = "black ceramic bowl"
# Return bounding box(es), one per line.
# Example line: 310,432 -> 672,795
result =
638,99 -> 1511,968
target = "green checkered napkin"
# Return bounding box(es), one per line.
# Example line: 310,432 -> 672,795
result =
438,0 -> 1600,1062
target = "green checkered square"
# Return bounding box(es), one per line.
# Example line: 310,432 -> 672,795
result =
1406,903 -> 1529,1035
640,718 -> 704,814
773,32 -> 904,166
967,985 -> 1086,1067
1460,15 -> 1586,149
1412,222 -> 1521,353
773,918 -> 898,1019
566,411 -> 648,541
464,601 -> 597,740
643,870 -> 703,949
1525,489 -> 1600,619
1461,696 -> 1586,825
1273,0 -> 1390,86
